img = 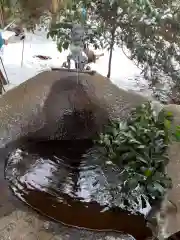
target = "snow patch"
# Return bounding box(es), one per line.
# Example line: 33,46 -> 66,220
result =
0,29 -> 147,93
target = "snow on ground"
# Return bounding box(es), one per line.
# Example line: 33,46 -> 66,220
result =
0,29 -> 148,93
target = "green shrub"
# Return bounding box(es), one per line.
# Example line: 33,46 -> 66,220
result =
86,102 -> 180,212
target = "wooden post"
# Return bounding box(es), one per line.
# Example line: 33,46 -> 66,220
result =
0,57 -> 9,84
21,38 -> 25,67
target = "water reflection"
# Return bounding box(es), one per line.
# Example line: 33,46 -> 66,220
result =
5,140 -> 152,240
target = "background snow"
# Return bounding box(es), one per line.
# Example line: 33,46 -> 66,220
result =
0,29 -> 149,93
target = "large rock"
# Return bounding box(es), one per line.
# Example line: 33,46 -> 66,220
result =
0,70 -> 148,148
0,70 -> 151,239
0,70 -> 164,240
156,104 -> 180,237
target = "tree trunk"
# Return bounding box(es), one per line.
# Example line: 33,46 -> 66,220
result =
51,0 -> 60,14
107,27 -> 116,79
0,2 -> 4,28
50,13 -> 57,27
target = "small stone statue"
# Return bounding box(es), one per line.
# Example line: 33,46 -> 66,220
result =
67,23 -> 88,71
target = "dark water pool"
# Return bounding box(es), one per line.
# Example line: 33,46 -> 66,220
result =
4,140 -> 152,240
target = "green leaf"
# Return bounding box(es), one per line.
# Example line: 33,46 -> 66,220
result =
153,182 -> 165,194
166,111 -> 173,118
57,44 -> 62,52
62,41 -> 69,50
175,127 -> 180,141
144,169 -> 152,177
164,119 -> 171,130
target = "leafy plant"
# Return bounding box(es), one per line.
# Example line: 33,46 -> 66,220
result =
87,102 -> 180,212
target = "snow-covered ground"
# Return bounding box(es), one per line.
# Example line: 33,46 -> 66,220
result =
0,29 -> 148,93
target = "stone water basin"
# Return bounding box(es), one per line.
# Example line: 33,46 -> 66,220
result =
2,140 -> 153,240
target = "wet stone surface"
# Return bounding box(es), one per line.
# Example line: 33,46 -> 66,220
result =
0,140 -> 151,240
